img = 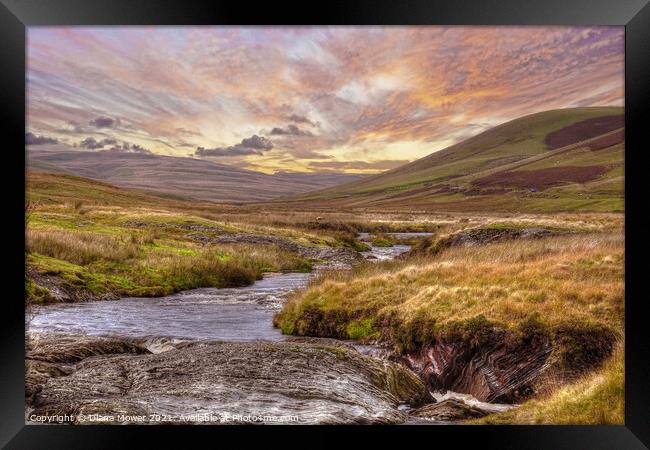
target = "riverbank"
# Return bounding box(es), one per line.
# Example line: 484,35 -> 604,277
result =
26,172 -> 369,304
274,228 -> 624,422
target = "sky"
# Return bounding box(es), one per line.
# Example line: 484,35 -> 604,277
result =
27,26 -> 624,174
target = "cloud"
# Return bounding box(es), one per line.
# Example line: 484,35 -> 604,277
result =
89,116 -> 119,128
175,127 -> 202,136
287,114 -> 316,126
27,27 -> 624,172
269,124 -> 313,137
105,141 -> 152,154
79,137 -> 118,149
196,134 -> 274,157
26,132 -> 58,145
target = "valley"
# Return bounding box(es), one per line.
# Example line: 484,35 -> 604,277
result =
25,107 -> 625,425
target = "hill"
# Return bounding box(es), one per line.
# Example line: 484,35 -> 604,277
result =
26,148 -> 364,203
288,107 -> 624,213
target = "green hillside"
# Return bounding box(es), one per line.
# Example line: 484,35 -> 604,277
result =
290,107 -> 624,213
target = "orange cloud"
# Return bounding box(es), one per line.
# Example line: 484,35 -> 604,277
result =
27,26 -> 623,173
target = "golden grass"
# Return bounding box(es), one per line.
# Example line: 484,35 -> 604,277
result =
27,228 -> 139,265
275,232 -> 624,345
26,224 -> 312,302
471,344 -> 624,424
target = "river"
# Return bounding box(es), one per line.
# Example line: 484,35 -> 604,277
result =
28,233 -> 426,342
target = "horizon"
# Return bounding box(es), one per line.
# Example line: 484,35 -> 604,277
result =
27,26 -> 624,174
27,105 -> 622,177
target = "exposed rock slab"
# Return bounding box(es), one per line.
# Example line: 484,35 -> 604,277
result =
27,333 -> 432,424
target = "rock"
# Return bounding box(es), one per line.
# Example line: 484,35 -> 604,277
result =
399,338 -> 553,403
26,267 -> 119,303
411,398 -> 490,421
184,232 -> 362,267
449,227 -> 559,247
25,333 -> 149,404
28,334 -> 432,424
27,333 -> 149,363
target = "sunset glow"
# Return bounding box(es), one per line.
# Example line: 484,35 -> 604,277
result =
27,26 -> 624,173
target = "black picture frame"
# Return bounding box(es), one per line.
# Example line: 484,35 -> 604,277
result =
2,0 -> 648,448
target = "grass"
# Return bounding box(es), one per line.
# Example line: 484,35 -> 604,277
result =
274,232 -> 624,355
28,228 -> 140,265
371,234 -> 395,247
26,173 -> 345,303
27,234 -> 311,301
470,344 -> 624,424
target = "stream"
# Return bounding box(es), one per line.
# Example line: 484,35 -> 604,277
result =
29,233 -> 424,341
28,232 -> 513,423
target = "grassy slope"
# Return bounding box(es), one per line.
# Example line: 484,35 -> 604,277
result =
275,230 -> 623,346
289,107 -> 623,213
25,172 -> 375,303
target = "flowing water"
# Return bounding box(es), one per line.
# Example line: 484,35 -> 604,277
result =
29,272 -> 311,341
29,234 -> 428,342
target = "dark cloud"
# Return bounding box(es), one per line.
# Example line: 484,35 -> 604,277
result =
269,124 -> 313,137
26,132 -> 58,145
286,114 -> 315,126
106,141 -> 152,154
89,116 -> 119,128
79,137 -> 118,149
196,134 -> 274,157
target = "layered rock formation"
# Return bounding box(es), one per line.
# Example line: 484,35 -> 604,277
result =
399,338 -> 553,403
27,334 -> 432,424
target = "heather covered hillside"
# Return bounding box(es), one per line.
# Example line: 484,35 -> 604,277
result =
288,107 -> 623,213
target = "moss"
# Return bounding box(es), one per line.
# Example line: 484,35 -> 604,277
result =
346,318 -> 380,341
25,278 -> 54,304
333,232 -> 371,252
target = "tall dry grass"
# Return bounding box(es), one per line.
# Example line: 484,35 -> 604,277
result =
275,232 -> 624,343
26,227 -> 312,300
26,229 -> 139,265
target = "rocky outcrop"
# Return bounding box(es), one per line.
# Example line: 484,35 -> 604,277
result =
27,333 -> 432,424
26,333 -> 148,403
399,338 -> 553,403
